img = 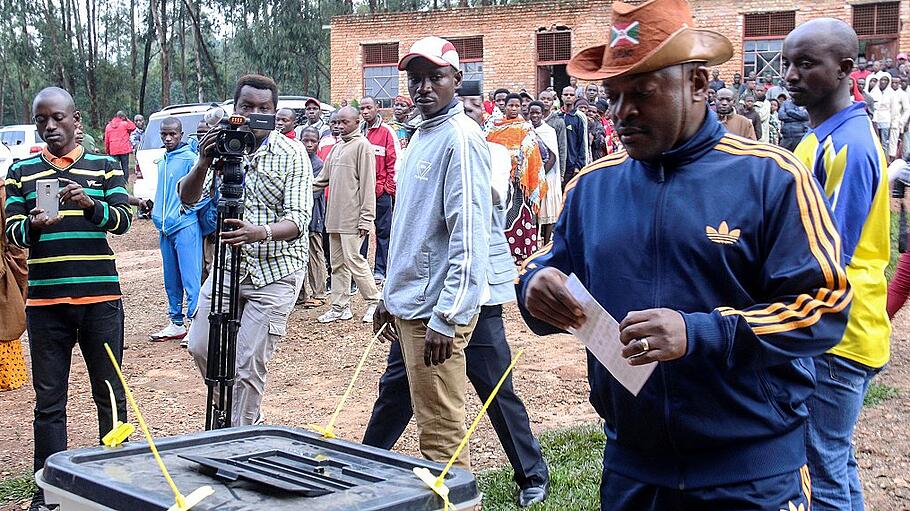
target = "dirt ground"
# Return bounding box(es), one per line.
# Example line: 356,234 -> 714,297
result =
1,219 -> 908,510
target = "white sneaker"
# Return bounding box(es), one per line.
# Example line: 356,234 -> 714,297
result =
150,322 -> 187,341
362,303 -> 378,323
318,307 -> 353,323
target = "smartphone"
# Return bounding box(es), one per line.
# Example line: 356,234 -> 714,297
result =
36,179 -> 60,219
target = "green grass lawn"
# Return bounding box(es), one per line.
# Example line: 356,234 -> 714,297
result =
478,424 -> 604,510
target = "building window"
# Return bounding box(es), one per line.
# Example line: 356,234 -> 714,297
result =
852,2 -> 900,37
852,2 -> 900,62
448,36 -> 484,88
536,29 -> 572,95
742,11 -> 795,83
536,30 -> 572,64
362,42 -> 399,108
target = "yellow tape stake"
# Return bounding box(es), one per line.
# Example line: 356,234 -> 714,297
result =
414,349 -> 524,511
310,323 -> 388,439
101,380 -> 134,447
103,344 -> 214,511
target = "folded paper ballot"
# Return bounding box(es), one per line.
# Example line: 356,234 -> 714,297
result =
564,274 -> 657,396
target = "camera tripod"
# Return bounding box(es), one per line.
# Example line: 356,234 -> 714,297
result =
204,157 -> 246,431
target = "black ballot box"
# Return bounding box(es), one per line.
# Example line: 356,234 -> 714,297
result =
37,425 -> 482,511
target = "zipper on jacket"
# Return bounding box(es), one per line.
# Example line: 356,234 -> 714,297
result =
652,163 -> 684,487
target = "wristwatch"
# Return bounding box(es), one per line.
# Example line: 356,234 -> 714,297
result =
262,224 -> 273,243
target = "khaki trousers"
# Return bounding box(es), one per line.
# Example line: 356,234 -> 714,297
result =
188,270 -> 304,425
301,232 -> 327,301
397,315 -> 479,469
328,233 -> 380,310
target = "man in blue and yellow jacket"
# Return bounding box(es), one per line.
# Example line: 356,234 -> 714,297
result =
517,1 -> 851,509
784,19 -> 891,511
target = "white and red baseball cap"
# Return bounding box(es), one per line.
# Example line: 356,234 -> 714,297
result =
398,36 -> 460,71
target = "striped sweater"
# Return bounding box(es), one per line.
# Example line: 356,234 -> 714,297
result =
4,147 -> 131,304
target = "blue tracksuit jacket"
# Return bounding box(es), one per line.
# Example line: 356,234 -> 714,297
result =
516,109 -> 851,489
152,143 -> 199,235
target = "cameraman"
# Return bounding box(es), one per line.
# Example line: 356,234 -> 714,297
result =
178,74 -> 312,426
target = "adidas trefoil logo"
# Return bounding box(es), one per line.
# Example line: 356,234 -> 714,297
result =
706,221 -> 740,245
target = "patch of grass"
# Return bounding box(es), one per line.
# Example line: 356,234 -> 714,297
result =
478,424 -> 604,510
864,382 -> 900,407
0,473 -> 37,503
887,211 -> 900,281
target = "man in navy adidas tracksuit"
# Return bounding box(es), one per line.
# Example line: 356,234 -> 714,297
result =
517,0 -> 851,509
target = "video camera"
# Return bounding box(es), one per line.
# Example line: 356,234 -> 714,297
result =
203,107 -> 276,200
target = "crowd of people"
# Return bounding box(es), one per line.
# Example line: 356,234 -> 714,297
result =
2,0 -> 910,509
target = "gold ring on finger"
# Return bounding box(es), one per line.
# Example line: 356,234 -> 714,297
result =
640,338 -> 650,352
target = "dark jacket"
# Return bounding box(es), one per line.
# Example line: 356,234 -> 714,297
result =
778,100 -> 811,139
308,152 -> 326,234
559,108 -> 588,181
740,108 -> 763,141
516,109 -> 850,488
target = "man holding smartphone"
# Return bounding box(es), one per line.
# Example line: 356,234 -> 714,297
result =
4,87 -> 132,511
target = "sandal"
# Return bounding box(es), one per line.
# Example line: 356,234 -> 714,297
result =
302,298 -> 325,309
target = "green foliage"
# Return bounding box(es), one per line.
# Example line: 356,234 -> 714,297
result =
0,473 -> 38,503
478,424 -> 605,510
864,382 -> 900,407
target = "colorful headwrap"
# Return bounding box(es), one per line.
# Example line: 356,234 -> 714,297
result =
394,95 -> 413,107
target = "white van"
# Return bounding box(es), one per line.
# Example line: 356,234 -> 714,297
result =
0,124 -> 46,163
134,97 -> 333,202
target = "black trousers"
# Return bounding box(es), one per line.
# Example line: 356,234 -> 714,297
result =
115,153 -> 130,180
27,300 -> 127,472
363,304 -> 549,488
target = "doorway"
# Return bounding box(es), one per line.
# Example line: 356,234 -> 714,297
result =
536,64 -> 569,96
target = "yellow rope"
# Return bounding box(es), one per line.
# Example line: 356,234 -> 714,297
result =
415,349 -> 524,511
104,343 -> 187,509
312,323 -> 388,439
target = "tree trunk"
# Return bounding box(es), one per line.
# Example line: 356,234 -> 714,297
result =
139,1 -> 154,114
151,0 -> 170,106
131,0 -> 137,111
180,0 -> 221,99
178,0 -> 188,103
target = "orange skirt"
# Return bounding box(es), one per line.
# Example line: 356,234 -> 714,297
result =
0,339 -> 27,391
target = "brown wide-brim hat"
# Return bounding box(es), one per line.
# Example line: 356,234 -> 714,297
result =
568,0 -> 733,81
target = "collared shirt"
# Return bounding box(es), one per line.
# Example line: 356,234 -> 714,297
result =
189,131 -> 312,288
42,145 -> 85,169
794,101 -> 891,368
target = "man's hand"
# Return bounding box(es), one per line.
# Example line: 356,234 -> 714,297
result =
424,327 -> 454,367
524,267 -> 585,330
195,127 -> 222,169
58,178 -> 95,209
373,301 -> 398,343
358,228 -> 369,238
220,219 -> 266,246
618,309 -> 687,366
28,207 -> 62,229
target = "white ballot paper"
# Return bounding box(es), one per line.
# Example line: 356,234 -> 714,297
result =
564,274 -> 657,396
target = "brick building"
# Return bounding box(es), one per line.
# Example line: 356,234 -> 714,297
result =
329,0 -> 909,106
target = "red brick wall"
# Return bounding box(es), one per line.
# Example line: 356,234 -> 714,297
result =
330,0 -> 909,104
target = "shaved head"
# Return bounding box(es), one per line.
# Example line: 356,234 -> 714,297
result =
337,106 -> 359,122
32,87 -> 80,156
335,106 -> 361,135
787,18 -> 858,61
32,87 -> 75,114
782,18 -> 857,126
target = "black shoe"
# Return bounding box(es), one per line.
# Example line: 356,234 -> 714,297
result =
518,481 -> 549,508
29,490 -> 59,511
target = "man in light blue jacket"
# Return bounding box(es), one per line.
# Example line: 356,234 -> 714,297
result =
363,82 -> 549,508
374,37 -> 491,470
150,117 -> 202,342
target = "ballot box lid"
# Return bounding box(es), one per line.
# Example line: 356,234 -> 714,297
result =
40,425 -> 479,511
